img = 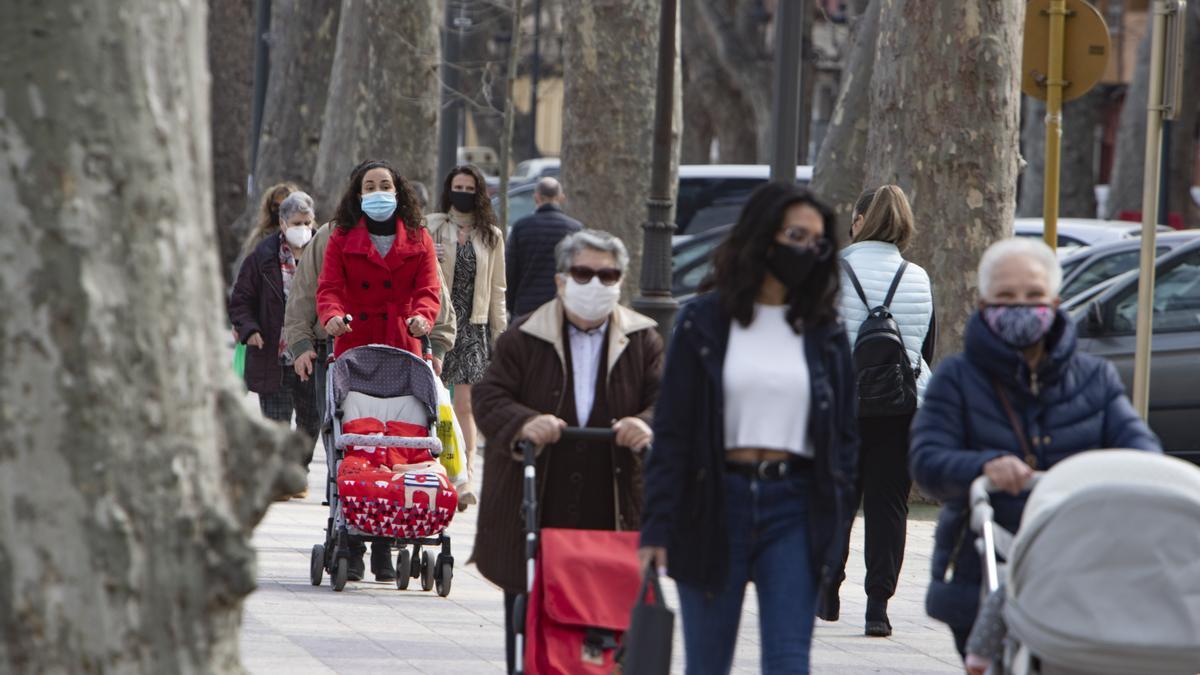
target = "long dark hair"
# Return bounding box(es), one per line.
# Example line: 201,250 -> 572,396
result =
437,164 -> 499,248
704,182 -> 842,330
333,159 -> 423,234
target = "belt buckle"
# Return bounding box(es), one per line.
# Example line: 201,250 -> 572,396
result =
758,461 -> 786,480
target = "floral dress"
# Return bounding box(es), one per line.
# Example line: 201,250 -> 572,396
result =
441,241 -> 490,385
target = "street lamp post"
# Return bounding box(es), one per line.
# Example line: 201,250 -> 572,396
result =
633,0 -> 680,339
769,0 -> 805,183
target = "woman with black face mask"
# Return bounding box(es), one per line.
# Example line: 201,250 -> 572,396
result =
638,183 -> 859,674
425,164 -> 507,509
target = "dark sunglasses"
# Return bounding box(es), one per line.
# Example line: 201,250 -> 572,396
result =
568,265 -> 622,286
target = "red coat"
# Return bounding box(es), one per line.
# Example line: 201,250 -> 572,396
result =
316,220 -> 441,357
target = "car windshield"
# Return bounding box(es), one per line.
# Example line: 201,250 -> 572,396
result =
1062,249 -> 1169,300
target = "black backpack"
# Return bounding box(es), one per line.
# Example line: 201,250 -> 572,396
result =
843,261 -> 919,418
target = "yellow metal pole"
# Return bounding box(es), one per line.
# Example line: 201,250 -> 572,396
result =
1132,0 -> 1170,418
1042,0 -> 1068,250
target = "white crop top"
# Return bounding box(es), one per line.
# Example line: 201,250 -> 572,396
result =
722,304 -> 813,458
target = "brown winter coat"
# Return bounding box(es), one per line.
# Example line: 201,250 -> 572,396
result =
471,299 -> 663,594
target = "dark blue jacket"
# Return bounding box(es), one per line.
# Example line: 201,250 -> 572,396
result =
910,310 -> 1160,631
640,293 -> 859,594
505,204 -> 582,317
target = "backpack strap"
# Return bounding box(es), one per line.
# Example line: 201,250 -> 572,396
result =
840,260 -> 872,311
882,261 -> 910,309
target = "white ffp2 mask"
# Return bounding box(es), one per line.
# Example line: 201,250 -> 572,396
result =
562,276 -> 620,322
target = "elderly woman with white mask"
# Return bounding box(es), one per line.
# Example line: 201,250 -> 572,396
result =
470,229 -> 664,675
908,237 -> 1160,659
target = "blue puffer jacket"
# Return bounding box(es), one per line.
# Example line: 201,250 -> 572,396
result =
910,309 -> 1160,633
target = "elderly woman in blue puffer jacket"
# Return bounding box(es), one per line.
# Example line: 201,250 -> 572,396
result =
909,237 -> 1160,658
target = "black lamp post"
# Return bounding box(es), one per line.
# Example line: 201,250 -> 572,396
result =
632,0 -> 680,339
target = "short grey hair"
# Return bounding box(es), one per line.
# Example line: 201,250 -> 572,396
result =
279,191 -> 315,223
536,177 -> 562,200
978,237 -> 1063,299
555,229 -> 629,273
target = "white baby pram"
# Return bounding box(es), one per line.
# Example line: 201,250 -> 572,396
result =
309,342 -> 457,595
971,450 -> 1200,675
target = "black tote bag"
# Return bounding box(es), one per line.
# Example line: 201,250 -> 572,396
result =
617,565 -> 674,675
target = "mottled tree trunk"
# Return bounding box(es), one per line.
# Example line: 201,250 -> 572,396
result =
681,0 -> 758,164
208,0 -> 256,281
1107,2 -> 1200,227
560,0 -> 668,300
0,2 -> 306,672
694,0 -> 774,161
866,0 -> 1024,359
241,0 -> 341,223
811,0 -> 881,238
1017,88 -> 1104,218
312,0 -> 440,217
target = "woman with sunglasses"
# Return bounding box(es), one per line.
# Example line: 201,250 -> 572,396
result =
425,164 -> 507,507
638,183 -> 859,674
471,229 -> 663,674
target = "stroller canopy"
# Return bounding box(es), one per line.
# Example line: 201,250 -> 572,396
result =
328,344 -> 439,421
1005,450 -> 1200,675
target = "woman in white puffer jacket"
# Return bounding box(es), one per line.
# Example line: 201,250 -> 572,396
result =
827,185 -> 936,638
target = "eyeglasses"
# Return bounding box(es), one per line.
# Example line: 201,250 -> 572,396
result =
779,226 -> 825,248
568,265 -> 622,286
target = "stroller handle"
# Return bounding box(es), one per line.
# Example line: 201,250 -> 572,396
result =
969,472 -> 1044,508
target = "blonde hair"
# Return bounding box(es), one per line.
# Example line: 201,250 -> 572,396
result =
242,182 -> 299,255
852,184 -> 915,252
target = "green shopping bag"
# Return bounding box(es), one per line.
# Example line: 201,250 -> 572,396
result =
233,342 -> 246,379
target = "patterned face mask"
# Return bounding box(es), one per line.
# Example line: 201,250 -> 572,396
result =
981,304 -> 1056,349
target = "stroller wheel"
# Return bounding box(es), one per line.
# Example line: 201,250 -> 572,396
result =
396,548 -> 411,590
310,545 -> 325,586
435,561 -> 453,597
420,550 -> 435,592
332,557 -> 348,592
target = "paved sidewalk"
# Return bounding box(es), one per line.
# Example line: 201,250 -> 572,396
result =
240,443 -> 964,674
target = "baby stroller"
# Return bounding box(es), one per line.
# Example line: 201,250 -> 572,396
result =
513,428 -> 644,675
972,450 -> 1200,675
309,341 -> 458,596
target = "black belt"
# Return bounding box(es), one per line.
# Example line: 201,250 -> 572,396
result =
725,457 -> 813,480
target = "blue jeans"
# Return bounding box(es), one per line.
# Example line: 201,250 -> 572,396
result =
677,470 -> 817,675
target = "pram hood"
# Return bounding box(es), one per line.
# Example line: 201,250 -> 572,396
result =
1005,450 -> 1200,674
327,344 -> 439,422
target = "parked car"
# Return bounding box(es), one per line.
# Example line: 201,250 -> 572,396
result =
1071,237 -> 1200,461
509,157 -> 561,186
1058,231 -> 1200,300
671,224 -> 732,300
1013,218 -> 1171,256
494,164 -> 813,237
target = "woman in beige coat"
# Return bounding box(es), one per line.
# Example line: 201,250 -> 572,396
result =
425,164 -> 507,506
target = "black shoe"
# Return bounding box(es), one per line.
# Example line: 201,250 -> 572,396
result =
865,597 -> 892,637
816,587 -> 840,622
371,544 -> 396,582
347,555 -> 366,582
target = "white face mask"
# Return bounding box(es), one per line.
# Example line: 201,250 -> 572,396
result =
562,276 -> 621,322
284,225 -> 313,249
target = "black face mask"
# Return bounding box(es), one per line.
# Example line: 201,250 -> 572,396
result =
449,191 -> 476,213
766,240 -> 831,294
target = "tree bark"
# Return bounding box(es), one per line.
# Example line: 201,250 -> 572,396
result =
681,0 -> 758,163
241,0 -> 341,228
866,0 -> 1024,360
811,0 -> 882,239
208,0 -> 257,281
312,0 -> 440,218
560,0 -> 670,300
1107,2 -> 1200,226
1017,88 -> 1104,218
0,2 -> 307,671
693,0 -> 775,161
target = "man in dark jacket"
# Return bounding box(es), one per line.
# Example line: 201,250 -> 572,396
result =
910,238 -> 1160,657
472,229 -> 662,674
505,178 -> 583,317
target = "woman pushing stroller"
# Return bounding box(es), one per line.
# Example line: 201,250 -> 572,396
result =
315,159 -> 442,582
909,237 -> 1160,662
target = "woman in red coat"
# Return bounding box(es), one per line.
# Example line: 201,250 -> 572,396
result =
317,159 -> 441,359
315,159 -> 441,582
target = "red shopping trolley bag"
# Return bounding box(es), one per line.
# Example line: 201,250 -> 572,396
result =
524,528 -> 642,674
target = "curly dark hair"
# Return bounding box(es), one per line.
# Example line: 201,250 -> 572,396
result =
333,159 -> 423,234
703,182 -> 842,331
437,164 -> 500,248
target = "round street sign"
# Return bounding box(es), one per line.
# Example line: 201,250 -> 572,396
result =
1022,0 -> 1111,102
